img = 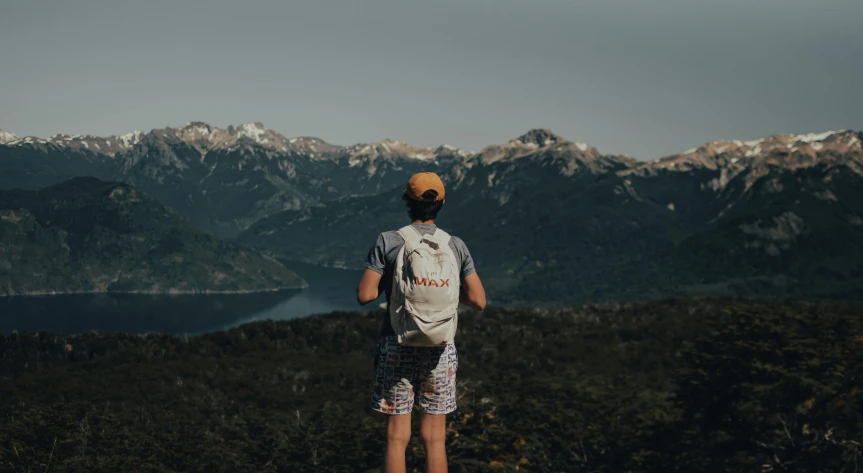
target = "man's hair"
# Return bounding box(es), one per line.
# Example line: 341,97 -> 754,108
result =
403,189 -> 444,222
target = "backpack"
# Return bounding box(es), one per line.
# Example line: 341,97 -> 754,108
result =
389,225 -> 460,346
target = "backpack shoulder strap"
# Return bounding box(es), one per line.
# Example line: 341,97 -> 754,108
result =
397,225 -> 423,245
430,228 -> 452,246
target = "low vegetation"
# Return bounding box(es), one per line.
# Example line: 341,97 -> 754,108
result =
1,298 -> 861,472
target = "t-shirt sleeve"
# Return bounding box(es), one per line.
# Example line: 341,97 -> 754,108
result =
450,236 -> 476,279
365,233 -> 387,274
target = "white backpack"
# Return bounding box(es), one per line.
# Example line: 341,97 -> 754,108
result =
390,225 -> 460,346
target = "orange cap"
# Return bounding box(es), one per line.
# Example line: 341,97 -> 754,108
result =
405,172 -> 446,202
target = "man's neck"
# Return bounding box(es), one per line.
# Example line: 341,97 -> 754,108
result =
412,219 -> 435,225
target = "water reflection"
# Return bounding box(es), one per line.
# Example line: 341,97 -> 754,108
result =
0,291 -> 298,334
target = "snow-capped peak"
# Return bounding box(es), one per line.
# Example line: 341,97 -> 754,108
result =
120,130 -> 144,147
237,122 -> 269,143
0,130 -> 19,144
178,121 -> 213,136
341,139 -> 471,171
162,122 -> 340,156
473,128 -> 601,166
515,128 -> 563,147
792,130 -> 843,143
348,139 -> 433,163
436,144 -> 474,158
626,129 -> 862,180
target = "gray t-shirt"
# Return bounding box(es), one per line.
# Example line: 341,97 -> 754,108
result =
365,223 -> 476,337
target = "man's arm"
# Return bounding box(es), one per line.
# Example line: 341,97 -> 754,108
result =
357,269 -> 383,305
459,272 -> 486,311
358,233 -> 387,306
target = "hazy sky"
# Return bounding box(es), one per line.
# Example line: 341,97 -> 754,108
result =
2,0 -> 861,159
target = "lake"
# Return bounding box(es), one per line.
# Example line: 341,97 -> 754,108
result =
0,261 -> 376,335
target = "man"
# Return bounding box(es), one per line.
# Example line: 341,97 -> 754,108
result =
357,171 -> 486,473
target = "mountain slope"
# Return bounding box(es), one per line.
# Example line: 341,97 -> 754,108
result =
0,177 -> 306,296
240,129 -> 679,303
671,163 -> 863,298
621,129 -> 863,230
0,139 -> 117,191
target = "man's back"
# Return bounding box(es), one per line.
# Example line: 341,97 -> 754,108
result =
365,223 -> 476,337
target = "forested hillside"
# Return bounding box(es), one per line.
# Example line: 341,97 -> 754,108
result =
0,177 -> 305,296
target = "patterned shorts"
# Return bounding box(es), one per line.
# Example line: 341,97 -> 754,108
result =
370,336 -> 458,415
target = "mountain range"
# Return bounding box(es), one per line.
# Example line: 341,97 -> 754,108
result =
2,123 -> 861,304
239,127 -> 863,304
0,122 -> 468,236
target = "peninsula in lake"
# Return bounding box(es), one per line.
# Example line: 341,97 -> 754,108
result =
0,177 -> 306,296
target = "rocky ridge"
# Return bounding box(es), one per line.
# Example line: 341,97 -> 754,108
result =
0,122 -> 475,235
2,121 -> 472,164
622,130 -> 863,189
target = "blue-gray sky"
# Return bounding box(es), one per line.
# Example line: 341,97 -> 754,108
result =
2,0 -> 861,159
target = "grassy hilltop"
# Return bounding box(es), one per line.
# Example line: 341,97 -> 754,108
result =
1,298 -> 862,472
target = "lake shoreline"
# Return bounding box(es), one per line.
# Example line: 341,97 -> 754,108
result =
0,264 -> 360,335
0,285 -> 309,298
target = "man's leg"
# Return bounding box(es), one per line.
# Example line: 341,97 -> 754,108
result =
416,343 -> 457,473
386,413 -> 412,473
371,336 -> 418,472
420,413 -> 447,473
